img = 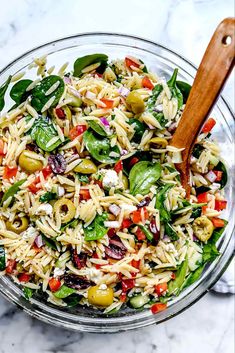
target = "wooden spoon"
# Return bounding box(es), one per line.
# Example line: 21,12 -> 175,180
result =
170,17 -> 235,197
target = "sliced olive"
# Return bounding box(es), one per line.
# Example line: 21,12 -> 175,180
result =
53,105 -> 72,127
126,91 -> 145,114
18,151 -> 43,174
54,198 -> 76,223
74,159 -> 97,174
149,137 -> 168,148
192,216 -> 214,242
67,94 -> 82,107
6,217 -> 29,234
88,285 -> 114,307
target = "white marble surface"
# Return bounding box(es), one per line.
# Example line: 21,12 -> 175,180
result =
0,0 -> 234,352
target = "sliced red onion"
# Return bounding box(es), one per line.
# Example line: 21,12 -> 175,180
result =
205,170 -> 217,183
34,234 -> 44,248
118,86 -> 130,97
104,221 -> 120,228
146,123 -> 155,130
108,204 -> 121,216
69,87 -> 81,98
168,122 -> 177,132
85,91 -> 96,100
149,219 -> 160,245
100,117 -> 110,127
63,76 -> 71,84
121,149 -> 128,156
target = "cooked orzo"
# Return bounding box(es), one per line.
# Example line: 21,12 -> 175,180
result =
0,54 -> 228,313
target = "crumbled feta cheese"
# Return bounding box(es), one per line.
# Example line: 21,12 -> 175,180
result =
99,284 -> 107,290
120,204 -> 137,212
57,186 -> 65,197
165,243 -> 178,257
54,267 -> 64,277
102,170 -> 119,189
22,226 -> 39,240
36,203 -> 53,216
44,182 -> 52,191
86,268 -> 102,283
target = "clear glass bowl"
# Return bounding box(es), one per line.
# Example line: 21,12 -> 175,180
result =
0,33 -> 234,333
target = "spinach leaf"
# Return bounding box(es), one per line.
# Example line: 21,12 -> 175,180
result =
54,285 -> 76,299
83,129 -> 120,163
31,75 -> 64,112
74,54 -> 108,77
209,220 -> 228,245
0,76 -> 12,112
176,80 -> 191,103
168,257 -> 188,295
84,213 -> 108,241
63,293 -> 82,307
182,264 -> 205,290
61,219 -> 79,231
39,192 -> 57,203
202,243 -> 220,263
10,79 -> 33,105
31,117 -> 62,152
147,84 -> 163,110
128,118 -> 146,143
164,222 -> 179,241
0,179 -> 26,206
77,174 -> 89,184
152,112 -> 168,129
23,287 -> 34,300
41,234 -> 58,250
191,207 -> 202,219
89,120 -> 107,136
137,225 -> 154,242
129,161 -> 161,196
165,165 -> 180,182
155,184 -> 174,222
167,69 -> 183,109
215,161 -> 227,189
192,144 -> 204,158
0,246 -> 6,270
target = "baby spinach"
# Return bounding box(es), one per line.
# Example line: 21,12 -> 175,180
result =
182,263 -> 205,290
128,118 -> 146,143
164,222 -> 179,241
0,246 -> 6,271
155,184 -> 174,222
74,54 -> 108,77
167,69 -> 183,109
147,83 -> 163,110
63,293 -> 82,307
31,75 -> 64,112
83,129 -> 120,163
192,144 -> 204,159
0,179 -> 26,206
23,287 -> 34,300
30,117 -> 62,152
41,234 -> 58,250
61,219 -> 78,231
84,213 -> 108,241
215,161 -> 227,189
0,76 -> 12,112
89,120 -> 107,136
176,80 -> 191,103
77,174 -> 89,184
208,220 -> 228,245
168,257 -> 188,295
39,192 -> 57,203
54,285 -> 76,299
202,243 -> 220,263
129,161 -> 161,196
10,79 -> 33,105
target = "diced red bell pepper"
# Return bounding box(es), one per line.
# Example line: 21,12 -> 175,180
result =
142,76 -> 154,90
18,273 -> 31,283
151,303 -> 167,314
120,292 -> 127,302
55,107 -> 65,118
121,218 -> 132,229
171,273 -> 176,280
114,160 -> 123,173
6,259 -> 16,274
211,218 -> 225,228
213,170 -> 223,182
155,282 -> 168,296
0,139 -> 5,156
131,207 -> 149,224
3,166 -> 18,180
129,157 -> 139,168
80,189 -> 91,201
99,98 -> 114,109
93,179 -> 103,188
28,176 -> 40,194
92,252 -> 102,269
48,277 -> 61,292
215,200 -> 227,211
107,228 -> 116,237
136,227 -> 146,241
42,165 -> 52,179
122,279 -> 135,292
202,117 -> 216,133
131,259 -> 140,269
197,192 -> 208,203
125,57 -> 140,69
69,125 -> 87,140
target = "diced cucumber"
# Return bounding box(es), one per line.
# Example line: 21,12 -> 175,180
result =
129,294 -> 150,308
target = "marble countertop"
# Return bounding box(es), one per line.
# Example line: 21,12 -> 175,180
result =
0,0 -> 234,352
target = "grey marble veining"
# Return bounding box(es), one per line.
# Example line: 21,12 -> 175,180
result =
0,0 -> 234,352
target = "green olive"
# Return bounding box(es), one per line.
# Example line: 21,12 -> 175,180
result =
126,91 -> 145,114
192,216 -> 214,242
19,151 -> 43,174
88,285 -> 114,307
54,198 -> 76,223
6,217 -> 29,234
54,105 -> 72,127
74,159 -> 97,174
149,137 -> 168,148
122,174 -> 129,190
67,94 -> 82,107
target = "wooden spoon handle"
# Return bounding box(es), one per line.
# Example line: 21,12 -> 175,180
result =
170,17 -> 235,194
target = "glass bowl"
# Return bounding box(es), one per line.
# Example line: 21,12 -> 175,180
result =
0,33 -> 234,333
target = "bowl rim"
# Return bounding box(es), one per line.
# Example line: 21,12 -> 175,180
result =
0,32 -> 234,332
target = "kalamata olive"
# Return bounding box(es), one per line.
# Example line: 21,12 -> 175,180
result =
63,274 -> 95,289
48,154 -> 66,174
149,218 -> 160,245
71,250 -> 87,269
105,239 -> 127,260
137,197 -> 151,208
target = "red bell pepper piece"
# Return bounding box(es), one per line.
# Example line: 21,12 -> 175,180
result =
213,170 -> 223,182
42,165 -> 52,179
197,192 -> 208,203
211,218 -> 225,228
3,166 -> 18,180
6,259 -> 16,274
155,282 -> 168,296
48,278 -> 61,292
202,117 -> 216,133
131,207 -> 149,224
125,57 -> 140,69
129,157 -> 139,168
215,200 -> 227,211
120,292 -> 127,302
151,303 -> 167,314
121,218 -> 132,229
114,160 -> 123,173
18,273 -> 31,283
142,76 -> 154,90
136,227 -> 146,241
131,259 -> 140,269
0,139 -> 5,156
122,279 -> 135,292
99,98 -> 114,109
80,189 -> 91,201
69,125 -> 87,140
